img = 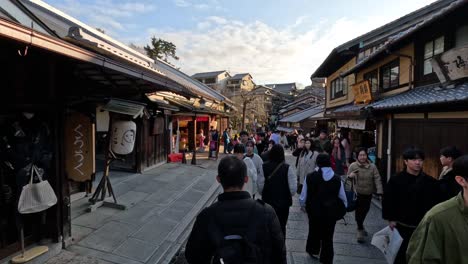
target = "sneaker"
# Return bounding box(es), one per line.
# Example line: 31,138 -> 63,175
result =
357,229 -> 366,243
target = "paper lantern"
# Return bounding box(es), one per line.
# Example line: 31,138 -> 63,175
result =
111,121 -> 136,155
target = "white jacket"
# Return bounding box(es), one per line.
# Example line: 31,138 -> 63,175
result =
243,157 -> 258,195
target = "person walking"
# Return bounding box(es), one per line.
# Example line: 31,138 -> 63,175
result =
439,145 -> 463,199
331,137 -> 346,176
245,140 -> 264,197
382,147 -> 445,264
222,128 -> 231,154
234,144 -> 257,197
406,155 -> 468,264
299,154 -> 347,264
185,156 -> 286,264
347,148 -> 383,243
317,130 -> 333,155
297,138 -> 320,194
258,144 -> 297,236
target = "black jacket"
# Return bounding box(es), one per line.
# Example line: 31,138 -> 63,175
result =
292,147 -> 303,168
262,161 -> 292,209
382,170 -> 444,227
185,191 -> 286,264
305,171 -> 342,220
440,169 -> 462,200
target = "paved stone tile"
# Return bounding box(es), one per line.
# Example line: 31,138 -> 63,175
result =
111,201 -> 162,226
161,200 -> 193,222
114,190 -> 149,207
334,255 -> 387,264
45,250 -> 114,264
191,178 -> 214,192
73,211 -> 114,230
131,217 -> 178,245
286,227 -> 308,240
290,252 -> 320,264
287,220 -> 308,230
69,245 -> 141,264
145,241 -> 172,264
286,239 -> 306,253
144,189 -> 179,205
114,238 -> 159,262
177,189 -> 205,204
71,225 -> 94,244
78,221 -> 137,253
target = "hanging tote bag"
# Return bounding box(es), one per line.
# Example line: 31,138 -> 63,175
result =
18,165 -> 57,214
343,176 -> 357,212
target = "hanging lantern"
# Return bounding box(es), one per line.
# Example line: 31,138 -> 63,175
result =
111,121 -> 137,155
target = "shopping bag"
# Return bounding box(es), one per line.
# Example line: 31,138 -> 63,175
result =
371,226 -> 403,264
18,164 -> 58,214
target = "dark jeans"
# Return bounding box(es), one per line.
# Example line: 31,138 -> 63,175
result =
306,213 -> 336,264
272,206 -> 290,238
395,224 -> 416,264
355,193 -> 373,230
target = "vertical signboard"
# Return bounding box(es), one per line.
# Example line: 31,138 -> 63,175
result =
65,112 -> 95,182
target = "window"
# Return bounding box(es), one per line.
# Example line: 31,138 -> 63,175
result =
364,70 -> 378,94
330,76 -> 348,99
380,59 -> 399,90
423,36 -> 444,75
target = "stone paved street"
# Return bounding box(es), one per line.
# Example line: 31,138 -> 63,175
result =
45,158 -> 222,264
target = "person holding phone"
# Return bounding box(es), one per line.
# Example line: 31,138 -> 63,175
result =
347,148 -> 383,243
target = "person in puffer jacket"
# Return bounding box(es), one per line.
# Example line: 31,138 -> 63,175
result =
347,148 -> 383,243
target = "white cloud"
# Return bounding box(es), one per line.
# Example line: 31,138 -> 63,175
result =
140,15 -> 391,85
174,0 -> 191,7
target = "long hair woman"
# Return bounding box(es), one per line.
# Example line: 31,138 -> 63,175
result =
259,144 -> 297,236
297,138 -> 320,192
299,154 -> 347,264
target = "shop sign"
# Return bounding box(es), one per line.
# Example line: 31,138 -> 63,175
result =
352,80 -> 372,105
432,45 -> 468,84
338,119 -> 366,130
65,112 -> 95,182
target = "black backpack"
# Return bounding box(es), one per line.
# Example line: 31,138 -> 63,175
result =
211,201 -> 264,264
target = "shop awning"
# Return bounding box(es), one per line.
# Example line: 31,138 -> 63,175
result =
279,105 -> 324,123
366,82 -> 468,111
276,126 -> 295,133
325,103 -> 367,119
102,99 -> 147,119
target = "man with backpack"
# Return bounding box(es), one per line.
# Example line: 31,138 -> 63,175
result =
185,156 -> 287,264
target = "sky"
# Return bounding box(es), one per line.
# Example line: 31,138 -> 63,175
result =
43,0 -> 438,87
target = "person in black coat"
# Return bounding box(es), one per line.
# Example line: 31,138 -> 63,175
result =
439,146 -> 463,200
185,156 -> 286,264
382,147 -> 445,264
259,145 -> 297,237
299,154 -> 347,264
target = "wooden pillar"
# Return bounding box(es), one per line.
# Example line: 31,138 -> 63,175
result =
192,116 -> 197,165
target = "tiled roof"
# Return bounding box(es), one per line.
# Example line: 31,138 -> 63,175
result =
279,105 -> 324,123
367,82 -> 468,110
230,73 -> 250,80
192,70 -> 227,78
332,103 -> 364,113
266,83 -> 297,94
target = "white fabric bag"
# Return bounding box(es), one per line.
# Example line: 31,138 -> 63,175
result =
18,164 -> 57,214
371,226 -> 403,264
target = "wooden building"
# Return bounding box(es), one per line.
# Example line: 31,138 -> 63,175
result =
311,0 -> 468,180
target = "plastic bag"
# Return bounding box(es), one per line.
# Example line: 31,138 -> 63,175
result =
371,226 -> 403,264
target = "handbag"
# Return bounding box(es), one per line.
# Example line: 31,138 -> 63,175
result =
344,176 -> 357,212
18,164 -> 57,214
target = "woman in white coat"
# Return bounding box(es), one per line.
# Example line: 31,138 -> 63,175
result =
297,138 -> 320,192
234,144 -> 257,197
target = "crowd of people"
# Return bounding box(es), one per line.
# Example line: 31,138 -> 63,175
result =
185,128 -> 468,264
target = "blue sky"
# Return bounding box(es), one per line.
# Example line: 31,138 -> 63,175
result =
43,0 -> 438,86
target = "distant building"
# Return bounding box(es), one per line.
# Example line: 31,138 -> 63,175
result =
192,70 -> 231,92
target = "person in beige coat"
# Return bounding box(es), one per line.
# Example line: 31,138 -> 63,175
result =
347,148 -> 383,243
